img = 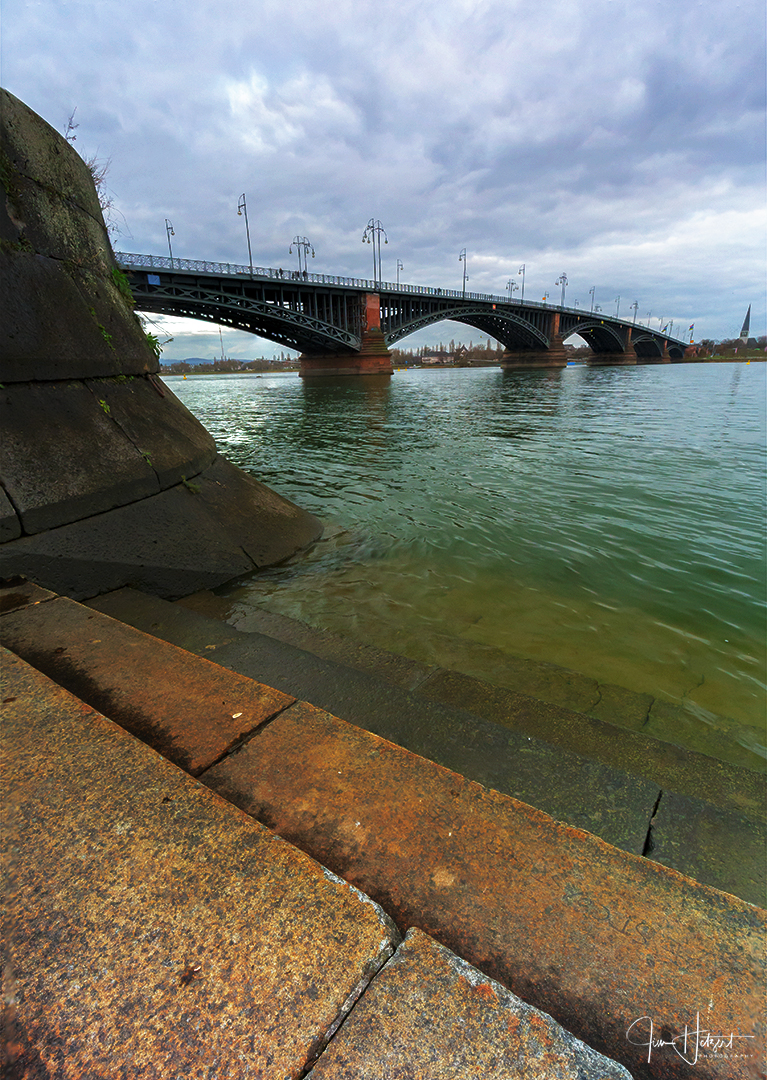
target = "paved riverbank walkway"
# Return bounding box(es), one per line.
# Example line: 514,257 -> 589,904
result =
1,580 -> 764,1079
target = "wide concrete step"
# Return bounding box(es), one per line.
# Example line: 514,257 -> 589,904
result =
86,586 -> 766,905
3,587 -> 659,856
1,582 -> 764,1079
2,648 -> 633,1079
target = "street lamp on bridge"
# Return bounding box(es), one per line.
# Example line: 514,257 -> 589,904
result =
589,286 -> 596,312
237,194 -> 253,278
556,272 -> 568,307
631,301 -> 639,324
506,279 -> 518,303
459,249 -> 468,297
289,236 -> 315,277
362,219 -> 388,285
614,296 -> 621,317
518,264 -> 526,303
165,218 -> 175,267
396,259 -> 403,285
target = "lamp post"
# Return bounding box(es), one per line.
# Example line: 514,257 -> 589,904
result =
362,219 -> 388,285
631,300 -> 639,324
518,264 -> 526,303
459,248 -> 467,297
614,296 -> 621,318
646,311 -> 652,326
506,279 -> 518,303
556,272 -> 568,307
589,286 -> 596,312
289,236 -> 315,276
543,291 -> 550,303
396,259 -> 403,286
165,218 -> 175,266
237,194 -> 253,277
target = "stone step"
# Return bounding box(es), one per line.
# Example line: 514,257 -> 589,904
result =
0,647 -> 398,1078
0,592 -> 293,775
1,583 -> 764,1079
3,587 -> 660,856
304,929 -> 632,1080
176,586 -> 765,774
86,586 -> 766,904
1,646 -> 636,1080
199,698 -> 765,1080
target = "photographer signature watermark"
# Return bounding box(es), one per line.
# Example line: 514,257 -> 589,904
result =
627,1013 -> 755,1065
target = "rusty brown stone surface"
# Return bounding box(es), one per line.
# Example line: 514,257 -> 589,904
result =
307,928 -> 632,1079
0,595 -> 294,773
202,701 -> 767,1080
0,578 -> 55,615
1,648 -> 399,1079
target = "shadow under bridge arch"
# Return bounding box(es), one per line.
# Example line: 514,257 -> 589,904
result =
381,303 -> 551,351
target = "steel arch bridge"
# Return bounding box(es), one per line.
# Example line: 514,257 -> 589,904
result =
116,252 -> 690,373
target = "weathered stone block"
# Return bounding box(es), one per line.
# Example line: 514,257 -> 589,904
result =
0,595 -> 296,773
0,253 -> 157,379
0,380 -> 160,533
307,929 -> 632,1079
1,88 -> 158,377
193,455 -> 323,568
0,483 -> 257,599
1,87 -> 103,219
649,789 -> 767,907
0,577 -> 55,613
1,649 -> 399,1078
646,697 -> 764,772
84,375 -> 217,490
202,700 -> 766,1080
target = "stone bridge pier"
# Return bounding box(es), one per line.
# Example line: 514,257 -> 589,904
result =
500,311 -> 568,370
299,294 -> 394,378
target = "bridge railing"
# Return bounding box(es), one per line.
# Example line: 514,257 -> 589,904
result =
116,251 -> 536,306
116,253 -> 687,344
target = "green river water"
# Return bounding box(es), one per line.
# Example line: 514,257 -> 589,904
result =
168,362 -> 766,766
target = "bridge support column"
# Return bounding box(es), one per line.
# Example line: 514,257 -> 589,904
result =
501,315 -> 568,369
587,327 -> 638,366
300,294 -> 393,377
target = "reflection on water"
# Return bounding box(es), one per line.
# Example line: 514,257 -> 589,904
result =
170,363 -> 767,764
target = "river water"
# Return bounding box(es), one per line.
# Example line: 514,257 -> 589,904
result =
168,362 -> 766,765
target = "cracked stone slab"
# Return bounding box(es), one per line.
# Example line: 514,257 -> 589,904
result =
416,666 -> 766,815
648,790 -> 767,907
202,700 -> 766,1080
1,648 -> 399,1079
83,376 -> 216,491
307,928 -> 633,1079
644,697 -> 765,773
0,595 -> 294,774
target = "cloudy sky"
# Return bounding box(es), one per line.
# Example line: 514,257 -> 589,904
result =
2,0 -> 764,359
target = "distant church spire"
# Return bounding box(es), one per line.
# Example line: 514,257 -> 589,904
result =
740,305 -> 751,341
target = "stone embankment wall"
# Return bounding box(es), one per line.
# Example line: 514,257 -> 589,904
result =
0,89 -> 321,598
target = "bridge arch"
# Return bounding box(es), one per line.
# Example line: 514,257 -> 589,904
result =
384,306 -> 550,351
560,317 -> 626,353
